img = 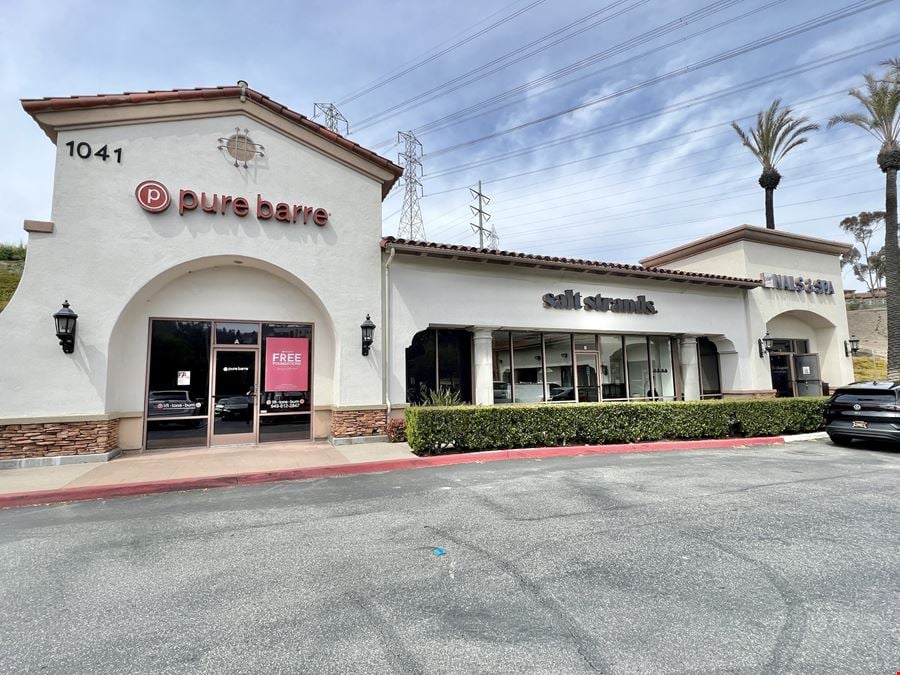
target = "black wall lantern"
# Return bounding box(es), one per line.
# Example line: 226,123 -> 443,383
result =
361,314 -> 375,356
844,335 -> 860,357
53,300 -> 78,354
758,332 -> 774,358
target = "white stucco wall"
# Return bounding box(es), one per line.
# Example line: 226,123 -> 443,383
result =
0,113 -> 385,419
106,263 -> 336,414
386,257 -> 759,406
649,239 -> 855,388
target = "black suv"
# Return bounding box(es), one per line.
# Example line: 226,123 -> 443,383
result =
824,381 -> 900,446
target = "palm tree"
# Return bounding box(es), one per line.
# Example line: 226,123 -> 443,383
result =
731,99 -> 819,230
829,67 -> 900,380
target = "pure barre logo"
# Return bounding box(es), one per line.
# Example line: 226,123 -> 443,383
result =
543,289 -> 658,315
134,180 -> 329,226
135,180 -> 171,213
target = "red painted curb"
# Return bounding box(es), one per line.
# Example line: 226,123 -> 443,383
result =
0,436 -> 785,509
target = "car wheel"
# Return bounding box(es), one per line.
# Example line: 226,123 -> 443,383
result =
828,434 -> 853,447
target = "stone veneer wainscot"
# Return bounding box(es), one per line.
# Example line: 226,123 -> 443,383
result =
0,419 -> 119,459
330,409 -> 387,438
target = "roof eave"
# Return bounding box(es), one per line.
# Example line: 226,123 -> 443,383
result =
640,224 -> 853,267
382,239 -> 760,289
21,86 -> 404,199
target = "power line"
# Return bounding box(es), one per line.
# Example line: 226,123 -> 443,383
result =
408,0 -> 783,138
561,211 -> 873,258
491,149 -> 873,225
504,188 -> 883,249
335,0 -> 548,107
420,56 -> 886,191
424,0 -> 891,159
426,163 -> 863,242
429,153 -> 876,241
353,0 -> 655,131
335,0 -> 526,105
423,47 -> 881,178
500,167 -> 877,240
423,119 -> 862,239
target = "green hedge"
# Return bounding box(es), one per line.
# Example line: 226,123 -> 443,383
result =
404,398 -> 827,455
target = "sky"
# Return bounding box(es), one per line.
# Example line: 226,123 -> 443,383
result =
2,0 -> 899,290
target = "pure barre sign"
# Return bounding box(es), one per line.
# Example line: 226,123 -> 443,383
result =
135,180 -> 329,226
543,289 -> 658,315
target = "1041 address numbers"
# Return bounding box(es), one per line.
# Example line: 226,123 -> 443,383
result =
64,141 -> 122,163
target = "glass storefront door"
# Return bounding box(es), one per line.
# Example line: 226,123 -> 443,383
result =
211,350 -> 258,445
576,352 -> 600,402
145,319 -> 314,449
769,353 -> 795,398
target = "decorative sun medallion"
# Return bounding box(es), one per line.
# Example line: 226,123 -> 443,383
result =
217,127 -> 265,168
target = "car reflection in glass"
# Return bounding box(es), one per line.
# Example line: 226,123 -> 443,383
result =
148,390 -> 201,417
215,396 -> 252,420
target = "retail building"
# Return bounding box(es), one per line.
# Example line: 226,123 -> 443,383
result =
0,85 -> 854,461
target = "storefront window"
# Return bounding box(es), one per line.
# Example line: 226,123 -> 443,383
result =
544,334 -> 574,401
599,335 -> 627,400
259,323 -> 313,442
625,335 -> 651,399
511,332 -> 544,403
405,330 -> 437,404
438,330 -> 473,403
573,334 -> 597,352
482,331 -> 680,405
405,329 -> 473,404
216,322 -> 259,345
492,331 -> 512,404
648,336 -> 675,400
146,320 -> 211,449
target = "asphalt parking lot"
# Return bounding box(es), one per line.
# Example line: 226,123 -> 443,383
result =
1,438 -> 898,674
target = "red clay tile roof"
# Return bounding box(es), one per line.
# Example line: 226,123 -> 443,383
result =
21,85 -> 404,180
381,237 -> 761,288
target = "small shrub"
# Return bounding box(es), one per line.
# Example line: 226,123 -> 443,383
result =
405,398 -> 827,455
421,386 -> 463,407
0,243 -> 25,261
386,418 -> 406,443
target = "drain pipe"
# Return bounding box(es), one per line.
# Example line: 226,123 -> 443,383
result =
382,246 -> 396,414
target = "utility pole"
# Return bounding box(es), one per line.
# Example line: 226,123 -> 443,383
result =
313,103 -> 349,136
470,180 -> 499,249
397,131 -> 426,241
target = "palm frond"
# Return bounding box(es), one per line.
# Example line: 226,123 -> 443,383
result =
731,121 -> 764,166
734,99 -> 817,170
830,70 -> 900,144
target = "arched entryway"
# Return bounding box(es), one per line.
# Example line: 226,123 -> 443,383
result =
765,309 -> 836,397
106,256 -> 336,449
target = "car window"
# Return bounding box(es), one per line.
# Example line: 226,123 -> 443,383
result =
833,391 -> 897,404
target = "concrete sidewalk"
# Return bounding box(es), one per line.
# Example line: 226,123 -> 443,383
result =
0,434 -> 823,509
0,441 -> 416,497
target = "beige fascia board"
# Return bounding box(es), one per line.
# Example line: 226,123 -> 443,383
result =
641,225 -> 853,267
31,99 -> 398,196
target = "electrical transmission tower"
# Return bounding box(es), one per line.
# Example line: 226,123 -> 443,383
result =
397,131 -> 427,241
470,180 -> 499,249
313,103 -> 349,135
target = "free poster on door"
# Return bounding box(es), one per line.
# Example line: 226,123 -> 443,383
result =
265,337 -> 309,391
